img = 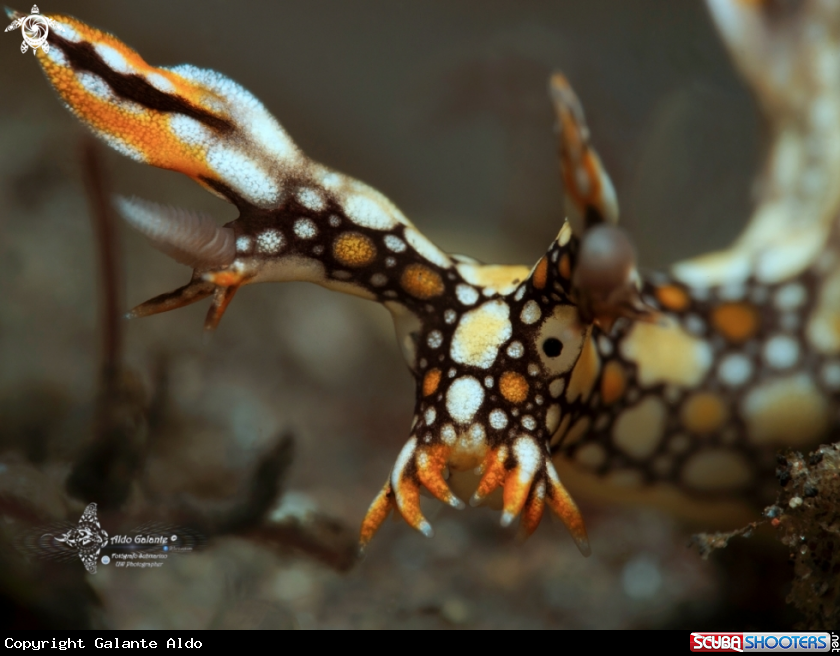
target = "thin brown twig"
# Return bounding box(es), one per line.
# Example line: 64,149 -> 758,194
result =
80,137 -> 122,388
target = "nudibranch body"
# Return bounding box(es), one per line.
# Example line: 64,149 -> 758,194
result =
18,0 -> 840,554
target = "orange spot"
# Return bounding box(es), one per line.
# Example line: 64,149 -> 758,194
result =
681,392 -> 729,435
400,264 -> 444,300
532,257 -> 548,289
655,285 -> 690,312
600,360 -> 626,405
332,232 -> 377,267
559,254 -> 571,280
422,369 -> 442,397
712,302 -> 759,343
204,270 -> 245,287
499,371 -> 529,404
359,480 -> 394,550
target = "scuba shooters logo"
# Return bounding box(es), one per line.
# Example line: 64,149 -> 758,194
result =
690,633 -> 835,653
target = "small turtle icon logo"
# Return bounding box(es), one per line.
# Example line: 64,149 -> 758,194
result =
4,5 -> 59,54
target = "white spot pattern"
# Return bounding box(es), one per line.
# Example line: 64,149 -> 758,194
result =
450,300 -> 512,369
293,218 -> 317,239
207,145 -> 280,206
169,114 -> 210,147
520,300 -> 541,325
446,377 -> 485,424
55,22 -> 81,42
257,229 -> 285,254
774,283 -> 807,311
441,424 -> 456,446
94,43 -> 134,74
47,43 -> 70,67
764,335 -> 800,369
296,187 -> 325,211
456,284 -> 479,306
169,64 -> 300,165
718,353 -> 752,387
77,72 -> 114,102
489,409 -> 508,430
506,341 -> 524,358
146,72 -> 175,92
384,235 -> 407,253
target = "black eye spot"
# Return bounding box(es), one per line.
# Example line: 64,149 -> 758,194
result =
543,338 -> 563,358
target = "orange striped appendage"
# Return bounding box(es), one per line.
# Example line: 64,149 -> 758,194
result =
36,16 -> 225,182
519,481 -> 546,538
415,445 -> 459,507
359,480 -> 394,552
546,465 -> 591,556
473,447 -> 508,504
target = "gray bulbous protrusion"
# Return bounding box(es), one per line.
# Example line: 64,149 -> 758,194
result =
573,224 -> 636,296
114,196 -> 236,270
573,224 -> 653,330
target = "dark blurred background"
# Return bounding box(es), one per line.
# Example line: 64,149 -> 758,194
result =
0,0 -> 775,629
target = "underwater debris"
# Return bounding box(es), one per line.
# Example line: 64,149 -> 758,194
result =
772,444 -> 840,630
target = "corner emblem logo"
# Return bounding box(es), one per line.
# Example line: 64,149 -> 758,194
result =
50,503 -> 110,574
5,5 -> 58,54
